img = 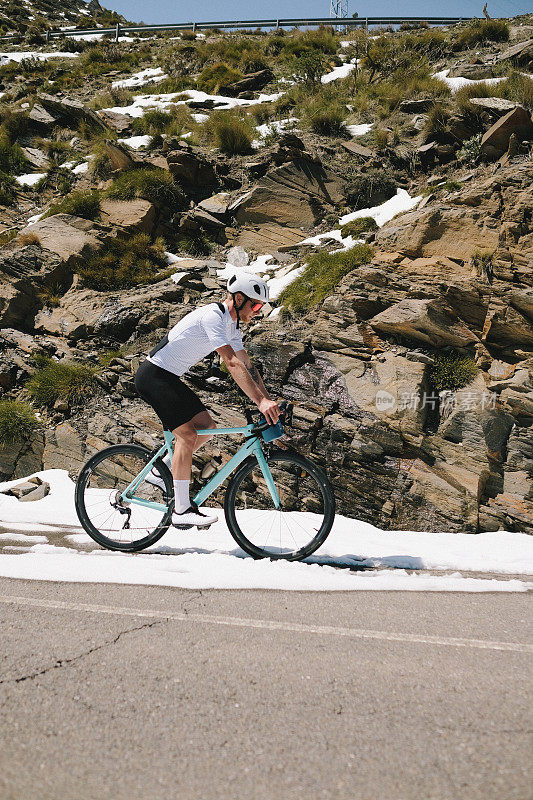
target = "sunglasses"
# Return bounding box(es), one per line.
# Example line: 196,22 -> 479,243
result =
249,301 -> 264,313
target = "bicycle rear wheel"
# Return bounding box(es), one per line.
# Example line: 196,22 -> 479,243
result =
75,444 -> 173,552
224,449 -> 335,561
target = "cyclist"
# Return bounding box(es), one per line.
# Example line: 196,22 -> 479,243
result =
134,272 -> 280,529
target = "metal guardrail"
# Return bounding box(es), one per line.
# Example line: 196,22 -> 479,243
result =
0,16 -> 469,44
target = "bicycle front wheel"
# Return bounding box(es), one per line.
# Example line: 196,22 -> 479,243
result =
75,444 -> 173,552
224,449 -> 335,561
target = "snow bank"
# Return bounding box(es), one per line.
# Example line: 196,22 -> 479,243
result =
0,470 -> 531,592
432,68 -> 507,93
112,67 -> 166,90
15,173 -> 45,186
0,51 -> 79,63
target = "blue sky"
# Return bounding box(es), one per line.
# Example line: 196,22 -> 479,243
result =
104,0 -> 532,26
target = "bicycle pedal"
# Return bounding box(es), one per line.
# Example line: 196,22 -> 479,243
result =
173,523 -> 194,530
196,524 -> 211,531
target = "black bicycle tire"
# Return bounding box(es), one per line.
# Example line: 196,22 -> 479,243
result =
75,443 -> 173,552
224,449 -> 335,561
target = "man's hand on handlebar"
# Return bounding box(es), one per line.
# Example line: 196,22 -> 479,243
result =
258,398 -> 280,425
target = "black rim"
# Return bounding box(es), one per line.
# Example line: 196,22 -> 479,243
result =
75,444 -> 173,552
224,450 -> 335,561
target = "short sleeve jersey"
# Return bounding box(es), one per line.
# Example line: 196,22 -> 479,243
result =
147,303 -> 243,377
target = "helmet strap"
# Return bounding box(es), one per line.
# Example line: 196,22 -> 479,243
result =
232,293 -> 247,329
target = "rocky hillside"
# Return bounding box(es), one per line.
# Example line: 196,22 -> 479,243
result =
0,0 -> 127,37
0,17 -> 532,533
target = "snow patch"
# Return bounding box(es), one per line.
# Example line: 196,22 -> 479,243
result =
15,172 -> 46,186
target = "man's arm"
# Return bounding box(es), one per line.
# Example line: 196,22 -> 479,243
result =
234,349 -> 272,400
217,345 -> 279,424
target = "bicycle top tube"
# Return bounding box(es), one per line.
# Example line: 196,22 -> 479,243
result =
164,424 -> 254,438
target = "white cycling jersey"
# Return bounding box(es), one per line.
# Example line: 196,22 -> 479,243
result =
148,302 -> 243,377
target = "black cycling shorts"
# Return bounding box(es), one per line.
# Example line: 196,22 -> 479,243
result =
134,359 -> 207,431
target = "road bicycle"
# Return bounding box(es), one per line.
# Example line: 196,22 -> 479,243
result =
74,402 -> 336,561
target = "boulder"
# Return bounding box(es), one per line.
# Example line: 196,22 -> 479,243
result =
16,214 -> 101,267
234,223 -> 309,252
398,98 -> 435,113
104,140 -> 136,172
166,150 -> 217,187
342,140 -> 374,158
0,245 -> 66,329
482,297 -> 533,350
36,93 -> 109,132
468,97 -> 518,116
232,159 -> 343,228
323,351 -> 430,437
97,109 -> 133,134
224,69 -> 274,96
226,246 -> 249,267
197,193 -> 230,218
496,38 -> 533,64
20,146 -> 48,169
28,103 -> 57,129
374,205 -> 500,261
369,298 -> 479,348
481,106 -> 533,155
99,199 -> 156,234
447,64 -> 495,80
34,278 -> 182,342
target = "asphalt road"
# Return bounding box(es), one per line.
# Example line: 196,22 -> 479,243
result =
0,578 -> 531,800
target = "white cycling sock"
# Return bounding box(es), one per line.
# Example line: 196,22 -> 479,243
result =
173,480 -> 190,514
162,453 -> 172,469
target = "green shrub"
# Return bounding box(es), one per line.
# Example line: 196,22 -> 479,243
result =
423,104 -> 451,141
0,400 -> 40,446
77,233 -> 170,290
339,216 -> 378,238
0,126 -> 26,174
0,108 -> 29,142
107,167 -> 186,212
280,27 -> 337,59
0,227 -> 18,245
90,144 -> 113,179
35,165 -> 75,195
498,70 -> 533,111
456,19 -> 509,48
430,353 -> 478,392
27,358 -> 97,406
131,105 -> 195,137
289,51 -> 328,86
456,133 -> 483,163
89,87 -> 134,111
44,190 -> 101,220
305,98 -> 345,136
344,171 -> 397,211
197,62 -> 243,94
177,230 -> 212,256
0,170 -> 16,205
279,244 -> 373,313
203,112 -> 254,155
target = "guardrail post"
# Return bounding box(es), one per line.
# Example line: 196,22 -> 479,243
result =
365,17 -> 368,33
115,23 -> 120,42
192,22 -> 196,32
45,29 -> 50,43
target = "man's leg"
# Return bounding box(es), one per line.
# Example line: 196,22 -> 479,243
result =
171,410 -> 216,479
171,411 -> 217,524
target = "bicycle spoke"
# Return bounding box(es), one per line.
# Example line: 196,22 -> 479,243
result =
227,453 -> 332,559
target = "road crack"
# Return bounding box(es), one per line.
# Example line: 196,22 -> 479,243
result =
0,619 -> 167,685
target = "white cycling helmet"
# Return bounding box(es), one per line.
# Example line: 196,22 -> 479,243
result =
227,272 -> 269,304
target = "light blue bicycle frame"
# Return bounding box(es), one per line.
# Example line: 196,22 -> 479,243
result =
120,425 -> 281,513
